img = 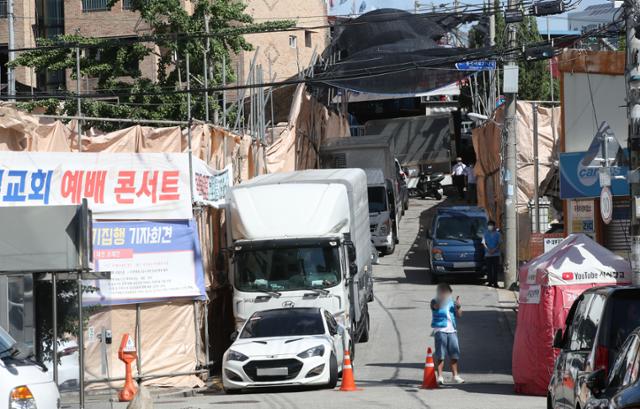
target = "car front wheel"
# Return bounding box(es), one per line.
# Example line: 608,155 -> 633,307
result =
328,353 -> 339,388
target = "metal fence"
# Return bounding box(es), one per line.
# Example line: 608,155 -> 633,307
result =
0,1 -> 7,18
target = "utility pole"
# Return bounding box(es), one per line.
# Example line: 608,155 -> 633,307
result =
7,0 -> 15,100
203,14 -> 210,123
627,0 -> 640,285
76,46 -> 82,151
502,0 -> 519,289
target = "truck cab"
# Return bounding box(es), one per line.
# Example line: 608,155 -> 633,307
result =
426,206 -> 488,283
227,169 -> 373,345
365,169 -> 396,255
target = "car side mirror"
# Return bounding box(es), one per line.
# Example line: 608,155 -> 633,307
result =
230,330 -> 238,342
345,241 -> 356,263
349,263 -> 358,276
585,368 -> 606,393
553,329 -> 564,349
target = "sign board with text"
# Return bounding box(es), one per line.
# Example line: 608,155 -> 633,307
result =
83,220 -> 205,305
0,152 -> 231,219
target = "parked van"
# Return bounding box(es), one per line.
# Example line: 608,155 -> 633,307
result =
548,286 -> 640,409
426,206 -> 488,283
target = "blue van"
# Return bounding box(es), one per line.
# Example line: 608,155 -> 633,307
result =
426,206 -> 489,283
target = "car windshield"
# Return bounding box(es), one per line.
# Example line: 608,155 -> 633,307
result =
368,186 -> 387,213
0,326 -> 16,358
240,309 -> 325,338
435,216 -> 487,240
235,245 -> 341,292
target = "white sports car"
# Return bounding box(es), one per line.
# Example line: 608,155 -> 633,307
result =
222,307 -> 349,392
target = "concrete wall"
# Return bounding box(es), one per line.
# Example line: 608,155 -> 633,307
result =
238,0 -> 329,84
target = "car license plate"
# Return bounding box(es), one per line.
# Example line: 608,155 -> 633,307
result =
453,262 -> 476,268
257,367 -> 288,376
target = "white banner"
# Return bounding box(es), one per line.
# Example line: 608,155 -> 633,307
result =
0,151 -> 230,219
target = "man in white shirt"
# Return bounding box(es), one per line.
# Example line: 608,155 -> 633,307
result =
451,157 -> 466,200
465,162 -> 477,204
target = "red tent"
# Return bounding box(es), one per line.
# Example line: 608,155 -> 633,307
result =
512,234 -> 631,395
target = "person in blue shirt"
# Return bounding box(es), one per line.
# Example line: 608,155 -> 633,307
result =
431,282 -> 464,384
483,220 -> 501,288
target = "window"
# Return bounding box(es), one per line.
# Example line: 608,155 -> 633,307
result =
609,335 -> 640,388
574,294 -> 606,350
568,295 -> 592,351
289,35 -> 297,49
122,0 -> 133,9
368,186 -> 388,213
82,0 -> 108,12
0,0 -> 7,18
305,30 -> 312,48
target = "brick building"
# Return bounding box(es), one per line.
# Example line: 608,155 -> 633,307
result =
0,0 -> 328,95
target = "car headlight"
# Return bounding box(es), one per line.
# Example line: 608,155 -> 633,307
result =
226,350 -> 249,362
432,248 -> 444,261
297,345 -> 325,359
10,386 -> 37,409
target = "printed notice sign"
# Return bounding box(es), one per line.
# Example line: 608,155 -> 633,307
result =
84,220 -> 206,306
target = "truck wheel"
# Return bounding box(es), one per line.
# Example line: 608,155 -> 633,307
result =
434,191 -> 442,200
328,353 -> 339,388
383,241 -> 395,255
359,308 -> 370,343
404,200 -> 409,211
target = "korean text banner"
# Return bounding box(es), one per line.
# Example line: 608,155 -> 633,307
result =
559,151 -> 629,199
84,220 -> 206,306
0,151 -> 229,219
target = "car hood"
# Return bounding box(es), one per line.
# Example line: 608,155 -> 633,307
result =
1,357 -> 52,385
229,335 -> 332,358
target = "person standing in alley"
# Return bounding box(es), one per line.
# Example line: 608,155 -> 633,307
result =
483,220 -> 501,288
431,283 -> 464,385
451,157 -> 466,200
465,161 -> 477,205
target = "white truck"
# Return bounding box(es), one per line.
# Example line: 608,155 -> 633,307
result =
319,136 -> 403,247
227,169 -> 374,349
364,168 -> 396,255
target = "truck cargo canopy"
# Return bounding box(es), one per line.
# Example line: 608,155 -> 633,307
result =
230,184 -> 350,240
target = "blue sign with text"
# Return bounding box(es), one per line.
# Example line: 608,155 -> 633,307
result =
455,60 -> 497,71
559,151 -> 629,199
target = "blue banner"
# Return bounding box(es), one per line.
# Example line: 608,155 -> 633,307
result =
84,219 -> 206,306
455,60 -> 497,71
559,151 -> 629,199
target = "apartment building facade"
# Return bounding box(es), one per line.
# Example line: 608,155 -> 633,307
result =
0,0 -> 328,95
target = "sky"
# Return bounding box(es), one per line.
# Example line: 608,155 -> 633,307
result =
327,0 -> 609,33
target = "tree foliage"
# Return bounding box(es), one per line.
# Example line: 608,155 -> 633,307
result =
464,0 -> 558,107
13,0 -> 293,131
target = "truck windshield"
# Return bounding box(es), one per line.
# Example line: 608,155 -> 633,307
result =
436,216 -> 487,240
235,245 -> 341,292
368,186 -> 387,213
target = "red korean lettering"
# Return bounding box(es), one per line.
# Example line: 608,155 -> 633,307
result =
61,171 -> 84,204
115,171 -> 136,204
136,170 -> 159,203
159,170 -> 180,201
84,170 -> 107,204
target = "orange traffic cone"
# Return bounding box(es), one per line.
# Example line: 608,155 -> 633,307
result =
421,347 -> 438,389
339,350 -> 359,391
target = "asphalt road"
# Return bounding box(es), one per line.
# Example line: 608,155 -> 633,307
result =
102,198 -> 546,409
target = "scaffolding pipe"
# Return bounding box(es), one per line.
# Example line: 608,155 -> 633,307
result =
52,274 -> 58,386
84,369 -> 209,385
33,114 -> 199,126
135,304 -> 142,378
186,53 -> 195,204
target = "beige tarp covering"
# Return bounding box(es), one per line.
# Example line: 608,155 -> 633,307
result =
85,302 -> 205,389
472,102 -> 560,260
266,84 -> 350,173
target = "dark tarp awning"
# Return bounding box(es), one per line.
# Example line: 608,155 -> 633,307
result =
317,9 -> 487,94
